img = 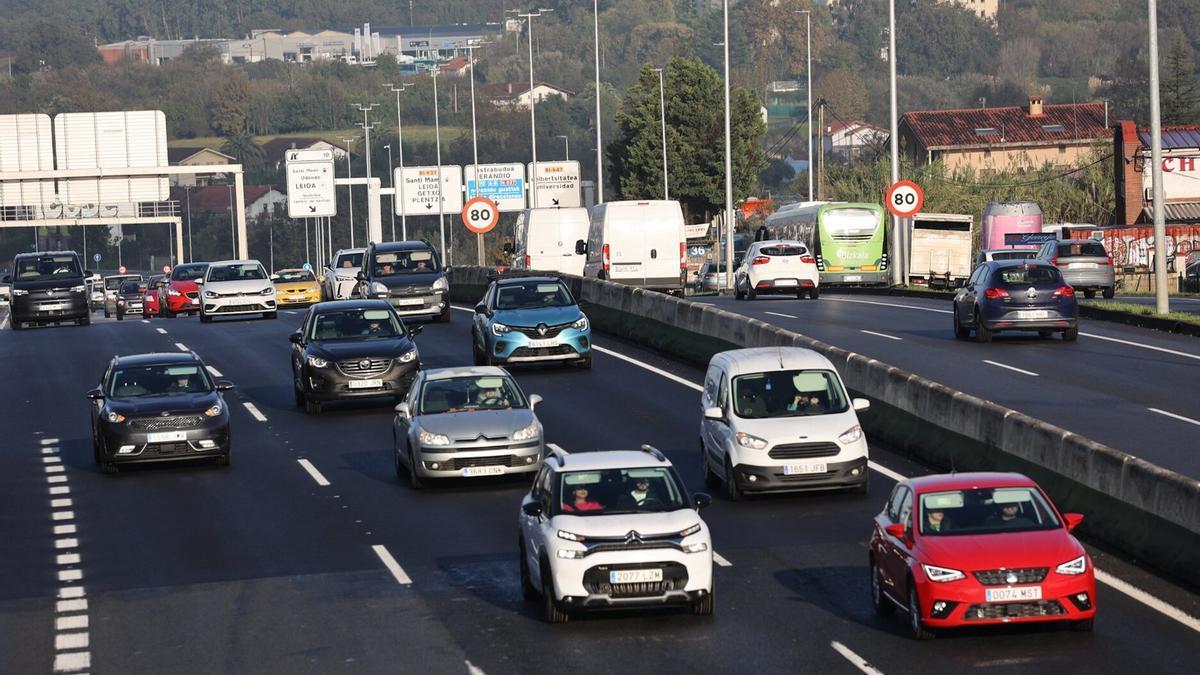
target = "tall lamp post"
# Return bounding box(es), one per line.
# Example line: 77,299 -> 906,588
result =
1147,0 -> 1169,313
353,103 -> 378,243
508,7 -> 554,207
796,9 -> 813,201
432,66 -> 448,264
464,40 -> 491,265
653,66 -> 669,200
384,82 -> 415,240
593,0 -> 604,204
384,143 -> 395,241
887,0 -> 903,286
339,137 -> 356,248
722,0 -> 733,292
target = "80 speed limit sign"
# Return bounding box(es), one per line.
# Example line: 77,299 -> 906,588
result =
885,180 -> 925,218
461,196 -> 499,234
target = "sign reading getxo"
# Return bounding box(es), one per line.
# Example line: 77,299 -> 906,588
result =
397,165 -> 464,216
286,149 -> 337,218
885,180 -> 924,219
461,197 -> 500,234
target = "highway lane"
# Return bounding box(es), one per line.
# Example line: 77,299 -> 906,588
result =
1,306 -> 1197,674
694,294 -> 1200,477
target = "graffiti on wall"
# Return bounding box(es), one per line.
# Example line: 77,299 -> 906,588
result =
1093,225 -> 1200,272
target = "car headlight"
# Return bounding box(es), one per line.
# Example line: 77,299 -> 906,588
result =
735,432 -> 768,449
683,542 -> 709,553
491,322 -> 511,337
70,284 -> 86,293
418,429 -> 451,446
370,282 -> 389,295
307,356 -> 329,368
117,299 -> 126,306
556,549 -> 585,559
557,529 -> 586,542
512,420 -> 539,442
572,315 -> 589,331
678,523 -> 702,537
106,411 -> 126,423
1056,555 -> 1088,576
12,289 -> 28,296
145,295 -> 155,302
204,290 -> 218,298
204,403 -> 223,417
398,348 -> 418,363
261,287 -> 274,296
432,277 -> 449,292
921,564 -> 966,583
168,288 -> 182,297
838,425 -> 863,445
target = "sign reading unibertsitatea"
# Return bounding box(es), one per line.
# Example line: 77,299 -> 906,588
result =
529,161 -> 582,208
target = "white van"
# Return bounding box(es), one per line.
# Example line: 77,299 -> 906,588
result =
578,200 -> 686,293
509,207 -> 590,276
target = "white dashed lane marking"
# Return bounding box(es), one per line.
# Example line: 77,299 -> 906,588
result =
860,329 -> 902,341
372,544 -> 413,585
831,641 -> 884,675
242,402 -> 267,422
156,327 -> 167,334
206,365 -> 223,377
174,342 -> 189,352
764,311 -> 798,319
982,359 -> 1039,377
712,551 -> 733,567
297,459 -> 331,486
1148,408 -> 1200,427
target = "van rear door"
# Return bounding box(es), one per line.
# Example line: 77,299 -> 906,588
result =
528,208 -> 589,275
639,202 -> 685,289
605,205 -> 647,285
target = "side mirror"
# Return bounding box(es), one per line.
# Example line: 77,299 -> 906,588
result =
356,271 -> 367,281
503,242 -> 514,254
156,281 -> 166,289
853,398 -> 871,412
270,274 -> 280,281
884,523 -> 907,540
703,406 -> 724,421
574,239 -> 587,256
444,265 -> 453,275
522,501 -> 543,517
83,270 -> 95,277
216,381 -> 235,391
1063,513 -> 1084,532
693,493 -> 713,510
408,325 -> 423,338
86,388 -> 104,400
288,331 -> 303,344
529,394 -> 543,408
394,402 -> 409,417
474,303 -> 488,314
1,275 -> 11,284
195,278 -> 205,285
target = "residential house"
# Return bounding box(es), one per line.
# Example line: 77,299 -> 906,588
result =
1114,120 -> 1200,224
480,81 -> 574,110
826,120 -> 887,160
262,138 -> 351,174
167,147 -> 235,187
169,185 -> 287,220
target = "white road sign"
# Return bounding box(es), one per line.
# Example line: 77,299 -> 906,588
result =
464,163 -> 527,211
528,161 -> 581,208
285,148 -> 334,163
286,160 -> 336,218
398,165 -> 463,216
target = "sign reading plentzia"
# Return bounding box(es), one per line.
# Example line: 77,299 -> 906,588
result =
528,160 -> 582,208
397,165 -> 463,216
464,163 -> 526,211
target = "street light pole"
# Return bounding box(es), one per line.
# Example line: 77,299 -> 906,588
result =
340,137 -> 356,248
432,67 -> 448,264
887,0 -> 903,286
1147,0 -> 1169,313
466,41 -> 488,265
353,103 -> 378,244
593,0 -> 604,204
510,8 -> 554,207
384,82 -> 415,240
722,0 -> 734,292
796,9 -> 813,201
185,186 -> 193,262
384,143 -> 395,241
653,67 -> 669,200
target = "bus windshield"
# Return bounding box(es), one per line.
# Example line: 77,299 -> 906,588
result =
823,207 -> 882,240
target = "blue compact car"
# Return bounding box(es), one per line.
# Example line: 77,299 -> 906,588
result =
471,275 -> 592,369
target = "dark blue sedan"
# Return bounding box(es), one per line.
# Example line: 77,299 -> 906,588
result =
953,260 -> 1079,342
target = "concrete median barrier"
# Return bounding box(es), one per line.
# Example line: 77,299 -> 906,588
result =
449,267 -> 1200,583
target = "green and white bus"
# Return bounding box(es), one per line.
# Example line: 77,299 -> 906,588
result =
763,201 -> 889,285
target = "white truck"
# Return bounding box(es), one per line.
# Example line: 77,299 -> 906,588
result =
580,200 -> 687,293
908,213 -> 973,288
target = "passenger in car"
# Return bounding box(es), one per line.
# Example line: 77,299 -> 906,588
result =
924,507 -> 950,533
986,503 -> 1034,528
562,486 -> 603,512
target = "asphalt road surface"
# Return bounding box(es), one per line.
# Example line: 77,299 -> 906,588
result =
694,294 -> 1200,478
1,306 -> 1197,674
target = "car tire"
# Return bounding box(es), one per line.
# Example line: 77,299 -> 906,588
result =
1071,618 -> 1095,632
116,311 -> 124,321
77,315 -> 90,326
701,439 -> 721,489
215,452 -> 230,467
747,286 -> 757,301
394,450 -> 405,479
519,541 -> 539,602
103,309 -> 110,318
575,354 -> 592,370
724,457 -> 742,502
264,311 -> 277,320
200,313 -> 212,323
100,462 -> 118,475
304,397 -> 322,415
542,562 -> 569,624
1063,325 -> 1079,342
692,583 -> 715,616
854,480 -> 869,496
870,559 -> 895,616
408,449 -> 424,489
973,310 -> 992,343
10,319 -> 21,330
809,286 -> 820,299
908,584 -> 935,640
436,307 -> 452,323
734,278 -> 745,300
1102,287 -> 1114,299
953,312 -> 969,340
1083,289 -> 1096,299
293,382 -> 305,407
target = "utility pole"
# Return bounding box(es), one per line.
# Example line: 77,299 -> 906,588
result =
353,102 -> 378,245
654,66 -> 669,200
340,137 -> 356,248
432,67 -> 448,264
796,9 -> 813,200
384,82 -> 415,240
465,40 -> 490,265
1147,0 -> 1169,313
817,99 -> 826,200
384,144 -> 395,241
557,134 -> 569,161
185,187 -> 193,262
593,0 -> 604,203
722,0 -> 734,292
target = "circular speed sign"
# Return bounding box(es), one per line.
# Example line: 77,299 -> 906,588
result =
461,197 -> 499,234
885,180 -> 925,219
118,265 -> 128,274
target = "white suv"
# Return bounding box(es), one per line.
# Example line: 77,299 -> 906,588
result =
518,446 -> 715,623
199,259 -> 277,322
734,240 -> 820,299
700,347 -> 870,499
323,248 -> 365,300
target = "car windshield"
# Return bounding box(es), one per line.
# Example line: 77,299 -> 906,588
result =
732,369 -> 849,418
119,280 -> 145,294
108,363 -> 213,398
310,308 -> 405,341
16,255 -> 82,281
335,252 -> 364,269
554,467 -> 688,516
994,266 -> 1062,286
276,270 -> 315,282
172,263 -> 209,281
495,280 -> 574,309
990,250 -> 1036,261
208,263 -> 266,282
105,276 -> 138,290
1057,242 -> 1106,257
919,487 -> 1061,536
370,249 -> 440,276
419,375 -> 526,414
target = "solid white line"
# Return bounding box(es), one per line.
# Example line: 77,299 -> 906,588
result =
831,641 -> 884,675
58,587 -> 85,599
206,365 -> 224,377
243,401 -> 267,422
55,632 -> 89,650
1148,408 -> 1200,427
466,660 -> 486,675
56,553 -> 81,565
52,510 -> 74,521
47,475 -> 68,484
50,486 -> 70,495
371,544 -> 413,585
982,359 -> 1039,377
55,615 -> 87,631
56,599 -> 87,613
57,569 -> 82,582
764,311 -> 798,319
174,342 -> 189,352
156,327 -> 167,334
591,345 -> 703,392
713,551 -> 733,567
50,498 -> 72,508
53,524 -> 77,535
860,329 -> 902,341
1095,569 -> 1200,633
52,651 -> 89,673
55,539 -> 78,550
0,313 -> 8,331
1082,332 -> 1200,362
297,459 -> 331,486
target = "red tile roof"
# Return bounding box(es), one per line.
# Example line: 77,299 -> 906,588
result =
901,103 -> 1109,150
169,185 -> 278,212
441,56 -> 471,72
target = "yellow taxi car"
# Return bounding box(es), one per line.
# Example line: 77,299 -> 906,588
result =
272,268 -> 324,306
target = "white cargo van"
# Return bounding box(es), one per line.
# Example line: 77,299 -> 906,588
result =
508,207 -> 590,276
578,200 -> 686,292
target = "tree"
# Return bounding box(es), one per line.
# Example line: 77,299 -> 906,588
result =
815,68 -> 869,120
1162,38 -> 1199,125
221,134 -> 266,179
210,74 -> 252,137
1101,50 -> 1150,125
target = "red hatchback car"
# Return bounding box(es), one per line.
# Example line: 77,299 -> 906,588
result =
161,262 -> 208,317
869,472 -> 1096,639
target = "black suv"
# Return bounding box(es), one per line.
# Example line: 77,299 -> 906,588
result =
3,251 -> 91,329
357,241 -> 451,322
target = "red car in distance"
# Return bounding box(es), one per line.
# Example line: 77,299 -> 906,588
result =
143,275 -> 165,317
161,262 -> 208,317
869,472 -> 1095,639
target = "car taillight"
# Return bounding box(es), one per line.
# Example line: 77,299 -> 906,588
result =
602,243 -> 610,272
801,255 -> 815,264
984,287 -> 1009,299
1054,285 -> 1075,298
1049,257 -> 1059,266
1104,256 -> 1113,266
680,242 -> 686,271
752,256 -> 770,265
524,255 -> 530,268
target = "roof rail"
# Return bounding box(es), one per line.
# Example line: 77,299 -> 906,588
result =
549,445 -> 569,467
639,444 -> 666,462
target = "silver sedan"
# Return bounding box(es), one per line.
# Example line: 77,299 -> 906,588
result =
392,366 -> 544,488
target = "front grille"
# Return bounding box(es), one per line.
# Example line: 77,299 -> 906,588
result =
773,469 -> 838,482
973,568 -> 1048,586
965,600 -> 1065,620
130,415 -> 204,430
185,292 -> 199,300
768,442 -> 841,460
514,322 -> 569,339
150,442 -> 192,456
583,562 -> 688,597
336,358 -> 392,378
583,540 -> 680,556
390,286 -> 432,296
510,345 -> 575,358
214,303 -> 263,313
439,454 -> 522,470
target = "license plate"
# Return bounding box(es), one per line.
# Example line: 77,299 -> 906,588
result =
784,463 -> 827,475
39,304 -> 67,311
843,275 -> 863,282
287,295 -> 307,301
774,279 -> 798,286
613,263 -> 640,273
347,379 -> 384,390
527,338 -> 559,348
147,431 -> 187,443
610,568 -> 663,584
1016,310 -> 1050,319
986,586 -> 1042,602
396,297 -> 424,306
1071,262 -> 1098,269
462,465 -> 506,477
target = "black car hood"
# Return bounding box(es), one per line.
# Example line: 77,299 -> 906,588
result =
309,338 -> 416,360
107,392 -> 220,416
13,277 -> 85,292
374,271 -> 443,290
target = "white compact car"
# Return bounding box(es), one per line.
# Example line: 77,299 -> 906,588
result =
518,446 -> 715,623
734,240 -> 820,300
323,248 -> 365,300
700,347 -> 870,499
199,259 -> 277,322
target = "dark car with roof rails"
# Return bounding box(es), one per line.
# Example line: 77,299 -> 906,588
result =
290,299 -> 423,415
357,240 -> 451,322
4,251 -> 92,330
953,259 -> 1079,343
88,352 -> 234,473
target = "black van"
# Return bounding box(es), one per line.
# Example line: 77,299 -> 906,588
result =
3,251 -> 92,329
357,241 -> 451,322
